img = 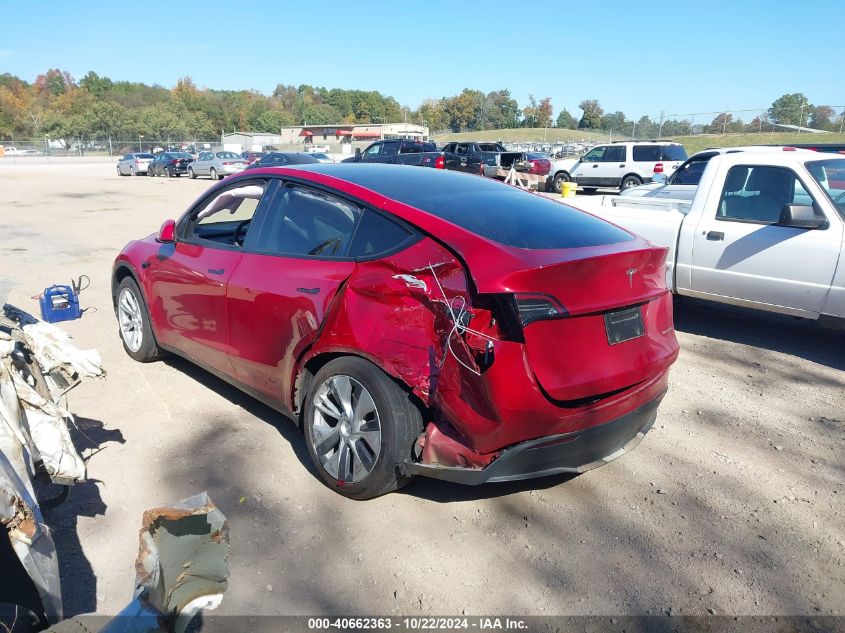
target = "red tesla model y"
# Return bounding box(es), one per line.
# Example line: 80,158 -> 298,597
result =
112,164 -> 678,499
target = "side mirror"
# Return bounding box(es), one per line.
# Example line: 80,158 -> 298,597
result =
157,219 -> 176,243
651,173 -> 668,184
778,204 -> 826,229
355,147 -> 362,159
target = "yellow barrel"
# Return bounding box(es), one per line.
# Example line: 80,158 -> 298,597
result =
561,181 -> 577,198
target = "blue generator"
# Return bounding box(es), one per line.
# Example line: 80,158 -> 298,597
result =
39,285 -> 82,323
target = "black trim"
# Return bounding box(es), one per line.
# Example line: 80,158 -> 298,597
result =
404,392 -> 664,484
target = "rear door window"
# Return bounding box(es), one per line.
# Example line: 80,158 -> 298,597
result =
349,211 -> 416,258
382,142 -> 398,157
632,145 -> 661,162
255,186 -> 362,258
604,146 -> 626,162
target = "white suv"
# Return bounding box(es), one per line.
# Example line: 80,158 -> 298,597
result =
546,141 -> 688,193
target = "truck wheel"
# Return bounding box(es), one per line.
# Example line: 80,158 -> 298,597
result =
303,357 -> 423,500
550,171 -> 570,193
621,175 -> 643,190
116,277 -> 163,363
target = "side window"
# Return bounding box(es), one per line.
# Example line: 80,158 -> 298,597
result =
632,145 -> 661,162
456,144 -> 468,155
255,186 -> 362,258
444,143 -> 455,153
604,146 -> 625,162
122,154 -> 131,161
582,146 -> 606,162
363,143 -> 382,158
382,142 -> 398,157
184,181 -> 267,247
349,210 -> 414,258
718,166 -> 810,223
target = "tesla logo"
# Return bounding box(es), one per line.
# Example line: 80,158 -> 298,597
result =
626,269 -> 637,287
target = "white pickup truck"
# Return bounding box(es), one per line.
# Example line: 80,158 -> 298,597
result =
575,150 -> 845,324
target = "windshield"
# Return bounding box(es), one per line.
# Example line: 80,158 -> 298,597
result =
806,158 -> 845,217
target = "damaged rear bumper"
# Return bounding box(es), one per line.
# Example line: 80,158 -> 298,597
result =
405,392 -> 664,484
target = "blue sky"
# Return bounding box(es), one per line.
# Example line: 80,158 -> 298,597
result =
1,0 -> 842,119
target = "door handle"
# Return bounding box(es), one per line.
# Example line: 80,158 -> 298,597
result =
706,231 -> 725,241
297,287 -> 320,295
207,268 -> 225,275
592,164 -> 599,168
619,164 -> 625,167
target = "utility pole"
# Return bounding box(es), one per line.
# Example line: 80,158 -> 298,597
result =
799,97 -> 806,132
658,110 -> 665,137
722,107 -> 729,135
840,104 -> 845,133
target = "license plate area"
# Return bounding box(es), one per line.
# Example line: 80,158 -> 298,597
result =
604,306 -> 644,345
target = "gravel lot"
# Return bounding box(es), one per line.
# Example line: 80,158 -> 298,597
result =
0,160 -> 843,618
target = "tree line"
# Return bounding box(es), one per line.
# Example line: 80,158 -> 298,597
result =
0,69 -> 841,145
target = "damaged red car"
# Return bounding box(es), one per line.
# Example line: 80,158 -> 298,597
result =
112,164 -> 679,499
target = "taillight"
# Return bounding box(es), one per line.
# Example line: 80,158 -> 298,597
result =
135,160 -> 140,165
653,162 -> 664,173
170,159 -> 179,165
514,293 -> 567,326
783,147 -> 797,151
434,155 -> 445,169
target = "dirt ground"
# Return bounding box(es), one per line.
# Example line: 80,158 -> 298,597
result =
0,159 -> 843,618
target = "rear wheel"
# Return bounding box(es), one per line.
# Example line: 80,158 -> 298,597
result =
621,175 -> 643,190
116,277 -> 163,363
303,357 -> 423,500
130,165 -> 136,176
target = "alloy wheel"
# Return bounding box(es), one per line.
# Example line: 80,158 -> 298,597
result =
310,374 -> 382,483
117,287 -> 143,352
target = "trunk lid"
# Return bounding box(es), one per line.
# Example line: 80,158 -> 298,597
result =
492,246 -> 678,402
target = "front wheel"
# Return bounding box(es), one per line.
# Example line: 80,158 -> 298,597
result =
210,167 -> 219,180
188,167 -> 196,179
116,277 -> 163,363
550,171 -> 570,194
303,357 -> 423,500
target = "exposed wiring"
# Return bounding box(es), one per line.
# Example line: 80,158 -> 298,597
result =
427,263 -> 499,376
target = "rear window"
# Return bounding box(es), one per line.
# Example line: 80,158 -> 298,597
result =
478,143 -> 505,152
662,145 -> 688,161
136,153 -> 154,159
670,152 -> 718,185
349,210 -> 415,257
632,145 -> 661,162
399,141 -> 436,153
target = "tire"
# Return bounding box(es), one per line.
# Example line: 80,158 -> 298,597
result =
210,167 -> 219,180
116,277 -> 163,363
303,357 -> 423,500
550,171 -> 570,194
117,165 -> 123,176
188,167 -> 196,179
130,166 -> 136,176
621,175 -> 643,190
166,168 -> 173,178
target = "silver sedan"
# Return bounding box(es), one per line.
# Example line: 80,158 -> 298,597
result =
187,151 -> 249,180
116,152 -> 154,176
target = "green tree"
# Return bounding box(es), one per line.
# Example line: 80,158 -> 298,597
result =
809,105 -> 836,131
768,93 -> 810,126
79,71 -> 113,97
556,109 -> 576,129
537,97 -> 553,128
578,99 -> 603,129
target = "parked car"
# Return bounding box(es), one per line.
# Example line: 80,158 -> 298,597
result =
308,152 -> 334,164
241,151 -> 267,164
243,152 -> 320,170
112,164 -> 678,499
620,146 -> 815,200
580,151 -> 845,325
187,151 -> 249,180
342,139 -> 444,168
117,153 -> 155,176
547,141 -> 688,193
440,142 -> 524,177
148,152 -> 194,177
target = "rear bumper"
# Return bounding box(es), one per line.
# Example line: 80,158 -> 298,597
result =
405,391 -> 663,484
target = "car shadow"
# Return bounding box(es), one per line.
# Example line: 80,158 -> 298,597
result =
161,356 -> 317,477
673,296 -> 845,371
401,471 -> 577,502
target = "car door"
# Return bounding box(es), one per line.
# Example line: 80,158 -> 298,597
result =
571,145 -> 607,186
118,155 -> 128,174
599,145 -> 627,187
380,141 -> 399,164
145,179 -> 270,374
225,183 -> 362,401
689,164 -> 843,315
196,152 -> 211,175
359,142 -> 382,163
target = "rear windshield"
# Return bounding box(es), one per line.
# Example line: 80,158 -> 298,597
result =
399,141 -> 436,153
662,145 -> 688,161
136,153 -> 154,159
478,143 -> 506,152
170,152 -> 193,158
286,153 -> 320,164
670,152 -> 718,185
